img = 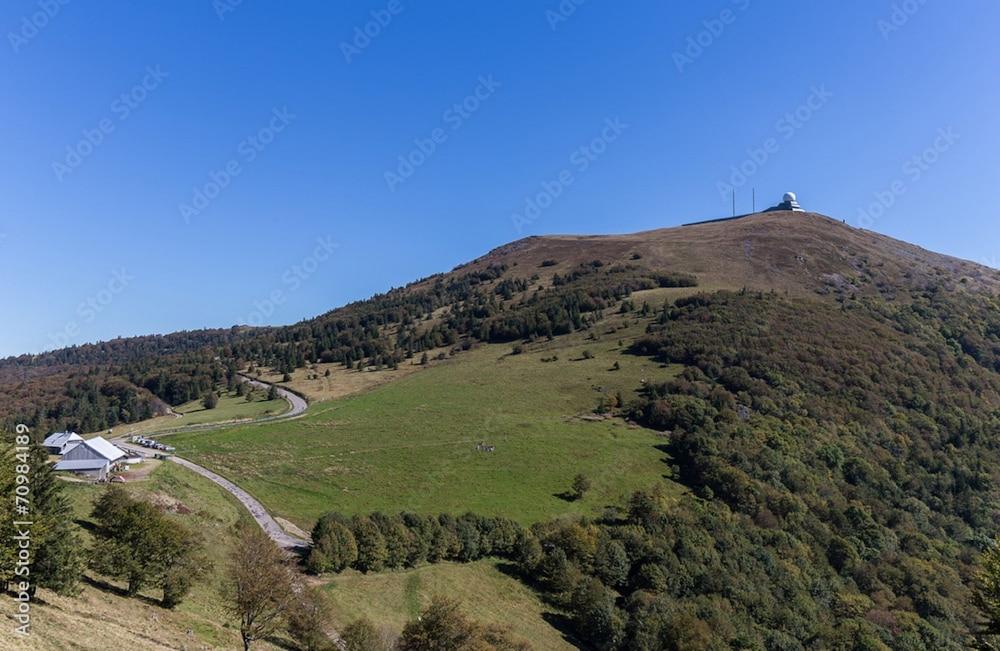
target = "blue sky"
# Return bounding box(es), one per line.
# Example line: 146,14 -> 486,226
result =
1,1 -> 998,357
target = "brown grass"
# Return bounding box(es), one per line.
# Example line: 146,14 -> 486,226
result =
453,211 -> 1000,298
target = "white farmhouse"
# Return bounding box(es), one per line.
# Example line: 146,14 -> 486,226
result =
42,431 -> 84,455
53,436 -> 127,481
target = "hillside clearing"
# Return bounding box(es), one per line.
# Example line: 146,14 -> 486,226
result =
92,388 -> 288,440
170,313 -> 683,530
323,560 -> 575,649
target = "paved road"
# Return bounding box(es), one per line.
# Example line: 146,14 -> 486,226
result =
116,439 -> 310,550
169,455 -> 310,550
136,375 -> 309,438
114,375 -> 311,550
238,373 -> 308,418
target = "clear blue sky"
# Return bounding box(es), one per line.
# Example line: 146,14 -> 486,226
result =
2,1 -> 998,357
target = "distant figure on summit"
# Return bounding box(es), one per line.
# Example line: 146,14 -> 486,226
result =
764,192 -> 805,213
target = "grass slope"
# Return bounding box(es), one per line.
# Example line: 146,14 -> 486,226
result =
94,388 -> 288,439
173,390 -> 289,425
324,560 -> 575,649
12,463 -> 569,649
11,463 -> 281,650
171,313 -> 682,530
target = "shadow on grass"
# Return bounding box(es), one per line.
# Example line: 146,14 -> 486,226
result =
552,491 -> 580,503
263,635 -> 298,650
82,575 -> 162,608
541,611 -> 581,648
494,561 -> 522,581
74,518 -> 98,534
494,563 -> 581,646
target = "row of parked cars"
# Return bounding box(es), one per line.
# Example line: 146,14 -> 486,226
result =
131,435 -> 176,452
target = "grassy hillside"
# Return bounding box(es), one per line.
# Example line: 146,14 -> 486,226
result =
463,212 -> 1000,298
7,212 -> 996,437
94,387 -> 289,439
170,311 -> 683,530
11,462 -> 283,650
510,287 -> 1000,649
324,560 -> 575,649
9,462 -> 582,649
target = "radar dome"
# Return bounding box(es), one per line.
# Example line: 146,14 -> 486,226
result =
783,192 -> 797,203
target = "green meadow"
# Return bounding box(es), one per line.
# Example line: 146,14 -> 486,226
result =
172,389 -> 289,425
324,560 -> 575,649
170,317 -> 683,530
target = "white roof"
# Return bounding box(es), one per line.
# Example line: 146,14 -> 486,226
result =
79,437 -> 127,462
54,459 -> 110,471
43,431 -> 83,447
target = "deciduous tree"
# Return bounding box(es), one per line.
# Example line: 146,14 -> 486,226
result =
223,521 -> 295,651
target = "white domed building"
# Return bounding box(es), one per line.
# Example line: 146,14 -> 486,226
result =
765,191 -> 805,213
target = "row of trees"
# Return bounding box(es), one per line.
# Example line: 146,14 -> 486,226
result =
307,511 -> 527,575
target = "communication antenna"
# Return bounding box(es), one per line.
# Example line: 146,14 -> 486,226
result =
732,190 -> 735,217
752,188 -> 756,213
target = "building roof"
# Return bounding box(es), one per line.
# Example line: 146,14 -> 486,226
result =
78,436 -> 126,462
54,459 -> 110,471
42,431 -> 83,448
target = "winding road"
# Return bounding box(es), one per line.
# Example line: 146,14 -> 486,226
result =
169,455 -> 309,549
114,375 -> 311,550
239,373 -> 309,418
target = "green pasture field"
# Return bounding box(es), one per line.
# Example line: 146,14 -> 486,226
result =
171,314 -> 684,531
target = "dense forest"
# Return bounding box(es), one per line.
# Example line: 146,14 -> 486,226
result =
605,289 -> 1000,648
